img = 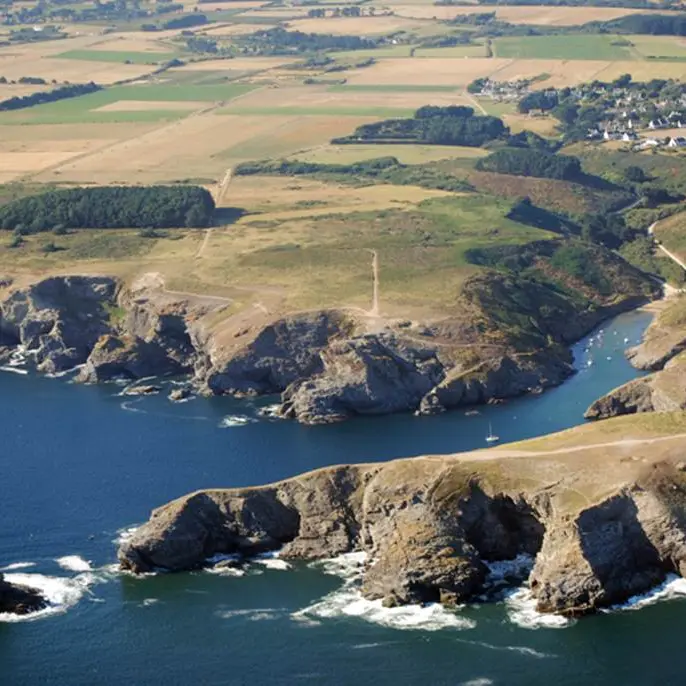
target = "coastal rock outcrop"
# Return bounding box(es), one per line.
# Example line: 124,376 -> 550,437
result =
585,351 -> 686,420
119,422 -> 686,616
0,573 -> 46,616
0,276 -> 118,374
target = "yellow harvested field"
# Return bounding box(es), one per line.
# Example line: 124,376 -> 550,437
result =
0,151 -> 86,178
94,100 -> 207,112
0,84 -> 50,98
229,175 -> 452,215
343,58 -> 510,86
0,55 -> 155,84
177,57 -> 295,71
285,16 -> 425,35
493,59 -> 614,88
594,60 -> 686,82
240,8 -> 307,17
31,113 -> 377,185
0,122 -> 155,143
502,113 -> 559,136
182,0 -> 266,8
201,23 -> 269,36
288,143 -> 487,165
390,4 -> 652,25
222,84 -> 471,111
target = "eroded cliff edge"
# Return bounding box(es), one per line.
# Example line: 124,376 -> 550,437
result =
118,414 -> 686,616
0,238 -> 660,424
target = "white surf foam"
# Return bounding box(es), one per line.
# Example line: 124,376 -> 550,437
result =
294,552 -> 474,632
254,551 -> 291,571
219,415 -> 257,428
0,571 -> 95,623
0,365 -> 28,375
217,607 -> 284,621
485,554 -> 534,585
56,556 -> 93,573
113,525 -> 140,546
504,588 -> 573,630
605,574 -> 686,612
204,553 -> 246,577
257,404 -> 283,420
459,638 -> 553,659
0,562 -> 36,572
460,679 -> 494,686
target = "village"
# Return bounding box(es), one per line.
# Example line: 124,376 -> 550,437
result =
474,75 -> 686,152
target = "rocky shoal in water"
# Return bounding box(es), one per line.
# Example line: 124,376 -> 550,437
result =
118,416 -> 686,617
0,574 -> 45,616
0,250 -> 658,424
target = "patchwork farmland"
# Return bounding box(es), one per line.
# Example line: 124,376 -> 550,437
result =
2,0 -> 686,316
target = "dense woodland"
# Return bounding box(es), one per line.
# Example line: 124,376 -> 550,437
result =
0,82 -> 101,112
0,186 -> 215,232
599,14 -> 686,35
333,106 -> 508,147
239,28 -> 376,54
475,149 -> 583,180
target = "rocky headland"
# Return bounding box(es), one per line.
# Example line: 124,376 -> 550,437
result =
0,238 -> 659,424
118,414 -> 686,616
0,574 -> 45,616
586,296 -> 686,420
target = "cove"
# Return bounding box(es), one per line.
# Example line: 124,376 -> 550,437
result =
5,307 -> 686,686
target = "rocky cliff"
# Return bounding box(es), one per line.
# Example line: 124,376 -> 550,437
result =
586,297 -> 686,421
0,573 -> 45,616
118,418 -> 686,616
0,254 -> 659,423
0,275 -> 211,382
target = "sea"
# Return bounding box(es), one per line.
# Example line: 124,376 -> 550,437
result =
3,308 -> 686,686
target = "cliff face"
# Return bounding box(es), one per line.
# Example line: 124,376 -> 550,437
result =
0,276 -> 118,374
0,260 -> 657,423
0,275 -> 210,382
118,429 -> 686,616
0,574 -> 45,616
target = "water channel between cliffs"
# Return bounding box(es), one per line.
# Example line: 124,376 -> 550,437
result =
6,306 -> 685,686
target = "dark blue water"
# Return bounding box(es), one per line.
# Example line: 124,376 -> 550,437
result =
4,308 -> 686,686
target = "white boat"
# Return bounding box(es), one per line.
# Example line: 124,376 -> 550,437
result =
485,422 -> 500,444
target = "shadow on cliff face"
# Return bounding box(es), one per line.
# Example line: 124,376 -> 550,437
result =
460,484 -> 545,562
575,495 -> 664,611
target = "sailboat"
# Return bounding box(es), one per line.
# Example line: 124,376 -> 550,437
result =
485,422 -> 499,444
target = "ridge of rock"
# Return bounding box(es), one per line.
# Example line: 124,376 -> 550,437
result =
118,426 -> 686,616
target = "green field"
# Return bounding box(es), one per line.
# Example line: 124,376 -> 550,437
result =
629,35 -> 686,60
414,44 -> 489,59
0,83 -> 255,125
57,49 -> 181,64
329,46 -> 414,59
286,144 -> 488,165
493,34 -> 635,60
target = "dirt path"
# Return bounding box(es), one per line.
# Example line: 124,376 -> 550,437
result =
649,219 -> 686,276
463,92 -> 488,116
196,167 -> 233,259
446,432 -> 686,463
369,249 -> 380,317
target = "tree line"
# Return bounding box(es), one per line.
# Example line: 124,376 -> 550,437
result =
333,105 -> 508,147
0,186 -> 215,233
239,27 -> 377,54
0,82 -> 101,112
475,149 -> 583,181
